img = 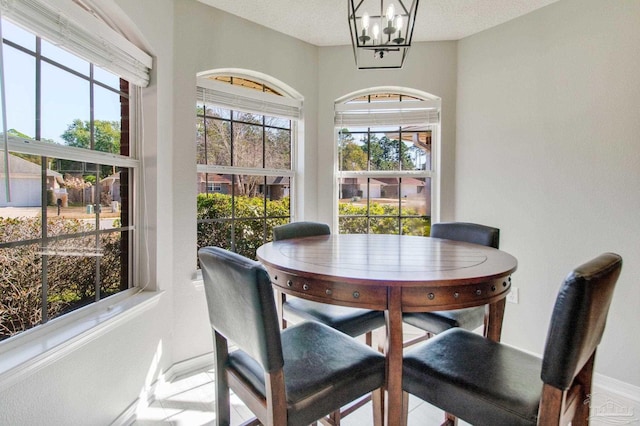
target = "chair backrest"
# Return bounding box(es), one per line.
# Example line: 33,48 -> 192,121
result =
430,222 -> 500,249
541,253 -> 622,390
273,221 -> 330,241
198,246 -> 284,373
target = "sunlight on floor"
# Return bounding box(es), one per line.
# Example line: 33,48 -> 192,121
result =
131,365 -> 471,426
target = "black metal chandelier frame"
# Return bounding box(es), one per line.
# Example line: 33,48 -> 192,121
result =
348,0 -> 420,69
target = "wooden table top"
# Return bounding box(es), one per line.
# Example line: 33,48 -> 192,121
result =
257,233 -> 517,288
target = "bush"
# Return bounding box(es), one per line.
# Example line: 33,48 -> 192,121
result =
339,202 -> 430,236
196,193 -> 290,261
0,216 -> 122,340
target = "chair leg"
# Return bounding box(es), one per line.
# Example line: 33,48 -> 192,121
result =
401,391 -> 409,426
276,290 -> 287,329
372,388 -> 384,426
213,331 -> 231,426
572,352 -> 596,426
442,412 -> 458,426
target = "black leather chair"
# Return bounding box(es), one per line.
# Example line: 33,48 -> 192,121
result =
403,222 -> 500,345
274,222 -> 386,345
273,222 -> 386,425
402,253 -> 622,426
199,246 -> 386,426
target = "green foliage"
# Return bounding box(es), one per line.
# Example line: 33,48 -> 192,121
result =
338,201 -> 430,236
197,193 -> 290,261
0,217 -> 122,340
338,129 -> 417,171
84,175 -> 96,184
61,119 -> 121,154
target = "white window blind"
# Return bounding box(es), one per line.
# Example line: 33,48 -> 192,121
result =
335,100 -> 440,127
197,79 -> 303,120
0,0 -> 152,87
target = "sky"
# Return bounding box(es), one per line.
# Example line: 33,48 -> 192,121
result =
1,18 -> 121,144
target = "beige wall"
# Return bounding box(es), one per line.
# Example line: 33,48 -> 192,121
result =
455,0 -> 640,386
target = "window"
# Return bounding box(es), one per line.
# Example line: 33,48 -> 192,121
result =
0,13 -> 145,341
335,91 -> 440,235
196,74 -> 300,262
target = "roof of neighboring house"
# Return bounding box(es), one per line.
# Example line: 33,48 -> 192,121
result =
402,177 -> 426,186
0,153 -> 62,177
376,177 -> 425,187
197,173 -> 233,185
347,177 -> 390,186
266,176 -> 289,186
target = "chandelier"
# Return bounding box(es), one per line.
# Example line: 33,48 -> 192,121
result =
348,0 -> 419,69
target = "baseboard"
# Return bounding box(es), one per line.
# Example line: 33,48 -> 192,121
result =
110,353 -> 214,426
587,374 -> 640,425
163,352 -> 214,382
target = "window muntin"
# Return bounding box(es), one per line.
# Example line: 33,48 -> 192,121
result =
336,93 -> 435,236
0,18 -> 135,341
196,76 -> 294,262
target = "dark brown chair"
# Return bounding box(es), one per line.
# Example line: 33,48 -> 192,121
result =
402,253 -> 622,426
402,222 -> 500,346
199,246 -> 385,426
273,221 -> 386,425
274,222 -> 386,345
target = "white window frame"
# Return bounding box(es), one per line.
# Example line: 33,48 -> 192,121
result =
194,71 -> 304,269
0,1 -> 149,389
196,76 -> 300,182
334,89 -> 442,232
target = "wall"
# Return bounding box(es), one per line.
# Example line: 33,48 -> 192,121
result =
316,42 -> 458,226
169,0 -> 321,363
456,0 -> 640,388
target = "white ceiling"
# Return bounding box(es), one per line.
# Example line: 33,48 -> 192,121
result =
197,0 -> 560,46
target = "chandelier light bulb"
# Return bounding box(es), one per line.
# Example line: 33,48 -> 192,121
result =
386,4 -> 395,22
392,14 -> 405,43
373,23 -> 380,41
359,12 -> 371,43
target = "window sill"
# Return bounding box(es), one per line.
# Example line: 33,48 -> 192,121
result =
0,289 -> 163,393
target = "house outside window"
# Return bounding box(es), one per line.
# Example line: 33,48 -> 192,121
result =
196,73 -> 300,262
0,15 -> 146,341
335,91 -> 440,235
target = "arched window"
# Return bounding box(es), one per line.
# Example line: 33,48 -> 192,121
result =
335,89 -> 440,235
195,71 -> 302,260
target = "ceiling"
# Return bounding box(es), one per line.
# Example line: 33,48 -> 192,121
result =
197,0 -> 560,47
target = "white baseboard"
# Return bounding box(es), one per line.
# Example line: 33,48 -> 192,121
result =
111,353 -> 214,426
590,373 -> 640,425
594,373 -> 640,402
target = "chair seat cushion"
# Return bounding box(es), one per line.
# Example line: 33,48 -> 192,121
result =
403,328 -> 542,426
229,321 -> 386,426
283,297 -> 385,337
403,306 -> 485,334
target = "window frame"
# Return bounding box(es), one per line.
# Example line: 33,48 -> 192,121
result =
195,74 -> 300,260
334,90 -> 441,234
0,17 -> 141,340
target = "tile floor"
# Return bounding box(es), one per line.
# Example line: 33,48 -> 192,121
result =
131,365 -> 467,426
132,324 -> 471,425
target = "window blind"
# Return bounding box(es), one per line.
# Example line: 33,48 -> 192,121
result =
197,80 -> 303,121
0,0 -> 152,87
335,99 -> 440,127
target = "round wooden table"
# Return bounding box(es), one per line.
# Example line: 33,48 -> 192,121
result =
257,233 -> 517,425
